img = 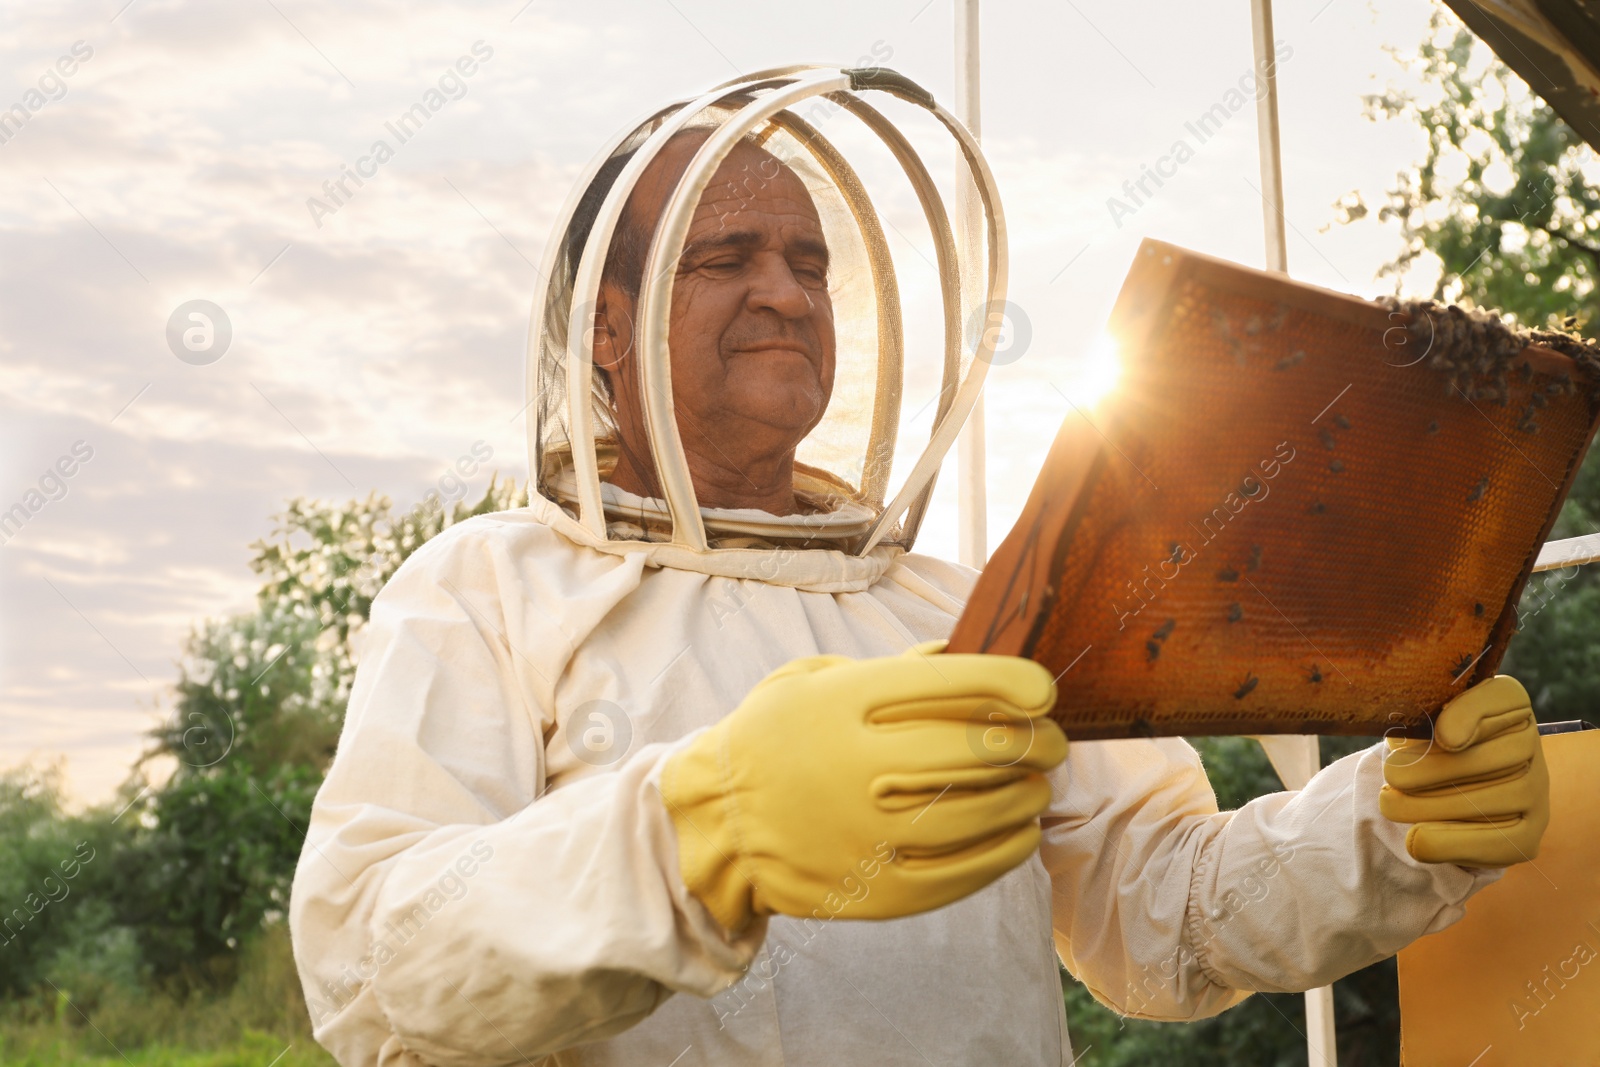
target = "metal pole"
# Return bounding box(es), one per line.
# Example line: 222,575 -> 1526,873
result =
1248,2 -> 1335,1063
1251,0 -> 1289,275
955,0 -> 987,569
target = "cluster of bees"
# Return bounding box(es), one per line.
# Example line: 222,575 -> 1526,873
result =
1377,297 -> 1600,433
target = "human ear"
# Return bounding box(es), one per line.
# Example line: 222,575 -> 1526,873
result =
592,281 -> 636,372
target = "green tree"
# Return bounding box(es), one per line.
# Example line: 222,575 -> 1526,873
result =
1365,14 -> 1600,332
0,766 -> 125,1000
120,477 -> 528,987
1,478 -> 524,1062
1363,12 -> 1600,724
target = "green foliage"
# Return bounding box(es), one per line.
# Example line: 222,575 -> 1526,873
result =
1061,736 -> 1400,1066
248,476 -> 528,688
117,477 -> 528,989
1187,737 -> 1283,810
1357,13 -> 1600,723
1064,950 -> 1403,1067
114,765 -> 320,982
1364,13 -> 1600,330
154,608 -> 342,783
0,768 -> 125,1001
1503,571 -> 1600,720
3,473 -> 527,1055
0,925 -> 334,1065
1503,396 -> 1600,721
1063,977 -> 1310,1067
152,475 -> 528,783
0,1037 -> 334,1067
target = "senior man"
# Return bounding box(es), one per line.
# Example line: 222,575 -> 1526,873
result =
289,99 -> 1549,1066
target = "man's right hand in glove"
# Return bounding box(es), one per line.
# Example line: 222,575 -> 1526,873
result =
659,647 -> 1067,933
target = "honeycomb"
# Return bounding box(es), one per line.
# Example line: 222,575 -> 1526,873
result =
955,241 -> 1600,739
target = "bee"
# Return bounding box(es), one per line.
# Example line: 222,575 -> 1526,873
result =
1467,476 -> 1489,501
1329,459 -> 1345,474
1334,413 -> 1352,430
1227,602 -> 1243,623
1234,673 -> 1259,700
1318,427 -> 1338,451
1244,315 -> 1264,336
1306,664 -> 1323,684
1274,350 -> 1307,371
1217,565 -> 1239,582
1211,309 -> 1237,348
1145,640 -> 1161,662
1168,542 -> 1185,564
1247,545 -> 1263,572
1426,420 -> 1440,435
1493,372 -> 1511,406
1450,652 -> 1475,678
1152,618 -> 1176,641
1309,501 -> 1327,515
1518,361 -> 1534,382
1564,315 -> 1579,329
1473,602 -> 1485,617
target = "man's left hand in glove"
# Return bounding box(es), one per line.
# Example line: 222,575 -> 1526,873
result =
1380,675 -> 1550,869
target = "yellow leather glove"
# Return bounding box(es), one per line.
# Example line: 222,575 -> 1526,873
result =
1380,675 -> 1550,868
660,647 -> 1067,932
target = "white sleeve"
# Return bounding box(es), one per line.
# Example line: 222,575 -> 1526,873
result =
288,529 -> 763,1067
1040,735 -> 1500,1021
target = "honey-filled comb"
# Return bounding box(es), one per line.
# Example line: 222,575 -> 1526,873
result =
949,240 -> 1600,739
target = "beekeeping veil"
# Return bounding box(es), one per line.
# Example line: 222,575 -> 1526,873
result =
526,65 -> 1005,555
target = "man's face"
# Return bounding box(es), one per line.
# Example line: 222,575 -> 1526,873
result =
595,136 -> 837,511
666,142 -> 836,439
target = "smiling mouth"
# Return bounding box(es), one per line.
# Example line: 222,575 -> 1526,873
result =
735,344 -> 814,358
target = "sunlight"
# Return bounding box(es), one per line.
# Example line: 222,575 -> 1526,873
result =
1059,330 -> 1123,409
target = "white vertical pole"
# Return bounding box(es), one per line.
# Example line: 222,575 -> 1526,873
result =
1247,3 -> 1334,1063
1251,0 -> 1289,275
955,0 -> 987,569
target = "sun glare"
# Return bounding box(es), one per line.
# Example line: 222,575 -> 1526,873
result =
1060,330 -> 1122,409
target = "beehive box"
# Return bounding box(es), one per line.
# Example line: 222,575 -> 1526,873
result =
949,240 -> 1600,739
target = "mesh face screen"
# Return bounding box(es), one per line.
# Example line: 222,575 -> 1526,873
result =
950,241 -> 1600,739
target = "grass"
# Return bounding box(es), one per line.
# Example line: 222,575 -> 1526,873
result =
0,926 -> 335,1067
1,1030 -> 336,1067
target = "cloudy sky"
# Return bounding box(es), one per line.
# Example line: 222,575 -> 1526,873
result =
1,0 -> 1459,804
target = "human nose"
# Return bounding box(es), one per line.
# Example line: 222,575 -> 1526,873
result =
746,254 -> 814,320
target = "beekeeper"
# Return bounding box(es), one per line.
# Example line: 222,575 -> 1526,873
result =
289,67 -> 1550,1067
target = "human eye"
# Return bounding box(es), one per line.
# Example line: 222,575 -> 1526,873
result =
697,255 -> 743,277
792,261 -> 828,287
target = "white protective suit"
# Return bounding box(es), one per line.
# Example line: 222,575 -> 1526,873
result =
290,497 -> 1496,1066
288,66 -> 1500,1066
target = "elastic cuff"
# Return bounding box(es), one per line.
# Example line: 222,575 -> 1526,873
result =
1181,820 -> 1235,992
660,731 -> 756,934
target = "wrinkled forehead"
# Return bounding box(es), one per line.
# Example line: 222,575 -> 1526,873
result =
625,133 -> 825,242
